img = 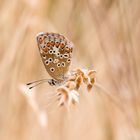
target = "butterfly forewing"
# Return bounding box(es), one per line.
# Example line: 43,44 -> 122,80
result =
36,32 -> 74,81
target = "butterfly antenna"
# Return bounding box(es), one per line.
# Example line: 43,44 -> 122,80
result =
28,81 -> 47,89
26,79 -> 48,85
26,79 -> 49,89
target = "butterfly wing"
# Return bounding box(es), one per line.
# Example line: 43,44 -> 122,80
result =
36,32 -> 74,81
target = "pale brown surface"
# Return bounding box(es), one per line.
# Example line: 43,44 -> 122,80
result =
0,0 -> 140,140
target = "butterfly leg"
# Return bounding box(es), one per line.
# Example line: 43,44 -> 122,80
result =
48,79 -> 62,86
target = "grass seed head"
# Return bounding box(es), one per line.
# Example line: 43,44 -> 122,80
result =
56,68 -> 96,106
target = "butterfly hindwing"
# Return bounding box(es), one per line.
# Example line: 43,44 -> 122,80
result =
36,32 -> 74,81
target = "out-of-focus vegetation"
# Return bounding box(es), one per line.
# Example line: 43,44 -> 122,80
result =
0,0 -> 140,140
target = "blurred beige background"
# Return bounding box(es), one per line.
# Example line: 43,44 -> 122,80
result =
0,0 -> 140,140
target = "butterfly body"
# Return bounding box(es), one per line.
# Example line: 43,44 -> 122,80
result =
36,32 -> 74,85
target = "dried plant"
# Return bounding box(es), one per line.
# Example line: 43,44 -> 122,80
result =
56,68 -> 96,106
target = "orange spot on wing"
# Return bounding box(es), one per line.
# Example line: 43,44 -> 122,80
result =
38,39 -> 43,44
50,41 -> 55,46
43,47 -> 49,53
59,43 -> 65,49
47,42 -> 51,47
70,48 -> 73,53
55,42 -> 60,47
65,48 -> 70,53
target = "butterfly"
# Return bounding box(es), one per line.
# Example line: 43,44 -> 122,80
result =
27,32 -> 74,89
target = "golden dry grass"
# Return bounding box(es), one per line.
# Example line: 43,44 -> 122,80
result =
0,0 -> 140,140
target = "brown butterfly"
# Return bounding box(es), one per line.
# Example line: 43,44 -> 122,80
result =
27,32 -> 74,89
